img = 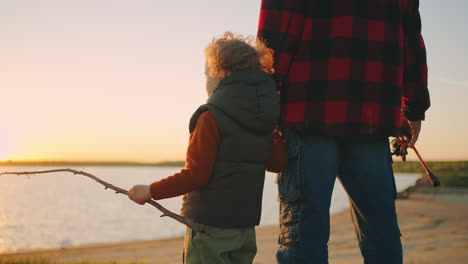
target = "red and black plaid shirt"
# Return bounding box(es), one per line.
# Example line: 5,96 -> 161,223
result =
258,0 -> 430,136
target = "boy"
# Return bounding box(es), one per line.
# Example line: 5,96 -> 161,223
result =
128,32 -> 283,264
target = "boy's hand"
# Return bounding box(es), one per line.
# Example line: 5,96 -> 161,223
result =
128,185 -> 151,205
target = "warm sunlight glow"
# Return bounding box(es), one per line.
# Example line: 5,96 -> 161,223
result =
0,0 -> 466,162
0,129 -> 13,161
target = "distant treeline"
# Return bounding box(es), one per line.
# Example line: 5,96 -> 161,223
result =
2,160 -> 466,174
392,160 -> 467,175
1,160 -> 467,186
393,160 -> 468,187
0,160 -> 185,167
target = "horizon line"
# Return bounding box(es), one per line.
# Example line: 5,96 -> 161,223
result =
0,159 -> 466,167
0,160 -> 186,167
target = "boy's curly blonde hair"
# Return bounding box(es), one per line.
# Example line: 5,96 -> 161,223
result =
205,32 -> 274,80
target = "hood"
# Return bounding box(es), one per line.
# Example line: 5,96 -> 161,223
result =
207,70 -> 279,134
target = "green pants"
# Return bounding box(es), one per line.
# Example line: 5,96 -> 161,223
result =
183,225 -> 257,264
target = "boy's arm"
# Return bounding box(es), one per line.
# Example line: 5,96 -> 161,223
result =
128,111 -> 220,204
266,128 -> 288,173
149,111 -> 220,200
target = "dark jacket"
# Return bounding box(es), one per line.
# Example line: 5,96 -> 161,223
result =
181,70 -> 280,227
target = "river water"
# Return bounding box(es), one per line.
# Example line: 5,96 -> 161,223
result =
0,166 -> 419,252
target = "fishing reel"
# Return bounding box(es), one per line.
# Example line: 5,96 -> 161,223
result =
390,132 -> 440,187
391,123 -> 412,161
391,136 -> 410,161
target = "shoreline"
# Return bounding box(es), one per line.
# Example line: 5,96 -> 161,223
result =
0,204 -> 353,257
2,178 -> 468,263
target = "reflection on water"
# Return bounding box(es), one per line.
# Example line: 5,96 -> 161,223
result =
0,166 -> 419,252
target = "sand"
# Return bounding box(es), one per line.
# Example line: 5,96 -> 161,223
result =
2,184 -> 468,264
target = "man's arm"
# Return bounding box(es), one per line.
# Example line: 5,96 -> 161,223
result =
401,0 -> 431,120
257,0 -> 306,87
401,0 -> 430,147
128,111 -> 220,204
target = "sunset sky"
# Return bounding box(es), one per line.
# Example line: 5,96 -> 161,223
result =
1,0 -> 467,162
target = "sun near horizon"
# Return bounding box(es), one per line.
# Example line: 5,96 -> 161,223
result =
1,0 -> 468,163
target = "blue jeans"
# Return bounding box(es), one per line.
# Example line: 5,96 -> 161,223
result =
276,129 -> 402,264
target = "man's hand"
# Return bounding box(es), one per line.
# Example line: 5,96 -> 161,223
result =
128,185 -> 151,205
407,120 -> 421,148
401,120 -> 421,148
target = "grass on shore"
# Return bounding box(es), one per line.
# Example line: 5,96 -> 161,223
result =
393,160 -> 468,187
0,257 -> 150,264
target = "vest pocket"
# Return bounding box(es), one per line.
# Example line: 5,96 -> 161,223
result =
276,128 -> 303,203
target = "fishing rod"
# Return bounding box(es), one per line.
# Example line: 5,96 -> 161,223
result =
392,136 -> 440,187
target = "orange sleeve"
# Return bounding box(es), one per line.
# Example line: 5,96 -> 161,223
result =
266,129 -> 288,173
149,111 -> 220,200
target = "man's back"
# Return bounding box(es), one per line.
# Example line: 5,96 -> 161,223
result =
258,0 -> 430,136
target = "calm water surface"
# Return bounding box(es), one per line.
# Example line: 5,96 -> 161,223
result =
0,166 -> 419,252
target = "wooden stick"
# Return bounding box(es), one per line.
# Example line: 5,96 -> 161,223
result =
0,168 -> 205,232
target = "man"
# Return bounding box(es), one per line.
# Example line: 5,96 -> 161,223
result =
258,0 -> 430,263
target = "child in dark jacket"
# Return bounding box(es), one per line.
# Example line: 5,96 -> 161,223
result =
128,32 -> 286,264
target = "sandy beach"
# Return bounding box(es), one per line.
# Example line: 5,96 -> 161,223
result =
2,183 -> 468,264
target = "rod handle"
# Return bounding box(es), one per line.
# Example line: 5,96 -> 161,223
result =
427,171 -> 441,187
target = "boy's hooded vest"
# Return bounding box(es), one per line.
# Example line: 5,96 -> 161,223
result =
181,70 -> 279,228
